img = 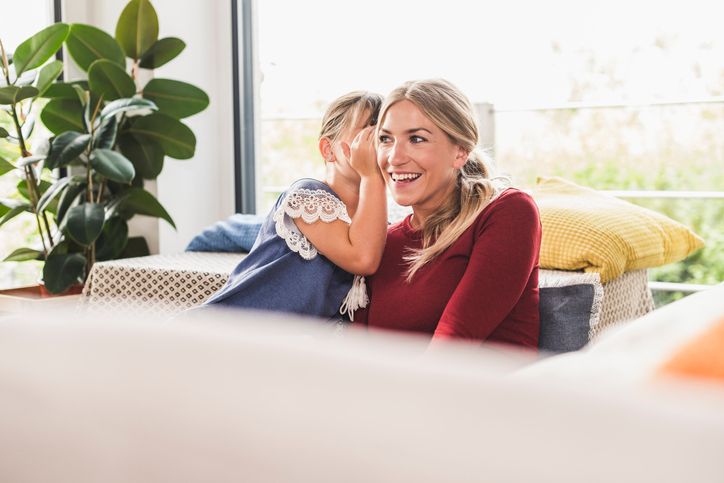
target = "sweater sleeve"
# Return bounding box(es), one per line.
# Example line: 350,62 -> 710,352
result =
433,191 -> 541,341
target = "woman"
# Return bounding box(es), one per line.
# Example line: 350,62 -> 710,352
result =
359,79 -> 541,349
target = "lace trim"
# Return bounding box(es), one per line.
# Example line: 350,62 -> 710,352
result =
273,188 -> 351,260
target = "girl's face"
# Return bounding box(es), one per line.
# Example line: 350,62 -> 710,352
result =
377,100 -> 467,220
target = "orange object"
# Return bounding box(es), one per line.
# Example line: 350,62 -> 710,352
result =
659,316 -> 724,383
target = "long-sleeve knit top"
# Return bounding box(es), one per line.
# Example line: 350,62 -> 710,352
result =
358,188 -> 541,349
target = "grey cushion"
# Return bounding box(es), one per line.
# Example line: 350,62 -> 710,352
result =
539,284 -> 595,353
538,270 -> 603,353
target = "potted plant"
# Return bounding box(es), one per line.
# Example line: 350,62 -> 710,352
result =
0,0 -> 208,294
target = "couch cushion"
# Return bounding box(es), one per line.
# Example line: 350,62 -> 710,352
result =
538,270 -> 603,353
533,177 -> 704,283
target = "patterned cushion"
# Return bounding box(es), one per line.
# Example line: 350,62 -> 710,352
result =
533,177 -> 704,283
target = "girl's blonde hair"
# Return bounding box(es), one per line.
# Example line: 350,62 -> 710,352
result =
319,91 -> 382,144
377,79 -> 507,281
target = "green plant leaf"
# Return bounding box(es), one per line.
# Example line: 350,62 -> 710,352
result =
66,23 -> 125,71
117,133 -> 164,179
95,217 -> 128,261
107,187 -> 175,228
119,236 -> 149,258
42,253 -> 86,294
116,0 -> 159,60
99,97 -> 157,120
0,85 -> 39,105
87,59 -> 136,101
41,98 -> 85,134
0,156 -> 15,175
16,179 -> 51,201
138,37 -> 185,69
0,87 -> 19,105
0,127 -> 8,138
3,247 -> 44,262
90,148 -> 135,183
46,132 -> 91,170
37,176 -> 71,213
12,23 -> 70,76
42,81 -> 89,99
35,60 -> 64,96
94,115 -> 118,149
0,202 -> 30,228
142,79 -> 209,119
66,202 -> 105,245
126,113 -> 195,159
56,176 -> 86,223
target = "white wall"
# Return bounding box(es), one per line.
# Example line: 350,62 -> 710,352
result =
153,0 -> 236,253
61,0 -> 236,254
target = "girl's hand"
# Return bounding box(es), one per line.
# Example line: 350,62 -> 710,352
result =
343,126 -> 379,179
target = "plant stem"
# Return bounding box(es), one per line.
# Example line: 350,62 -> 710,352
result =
10,103 -> 52,255
97,179 -> 106,204
86,160 -> 94,202
0,38 -> 9,81
3,44 -> 55,255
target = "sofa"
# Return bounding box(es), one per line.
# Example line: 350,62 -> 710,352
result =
1,283 -> 722,482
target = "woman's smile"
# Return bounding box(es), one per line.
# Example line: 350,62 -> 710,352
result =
389,172 -> 422,183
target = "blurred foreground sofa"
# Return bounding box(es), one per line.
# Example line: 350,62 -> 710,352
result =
1,283 -> 723,483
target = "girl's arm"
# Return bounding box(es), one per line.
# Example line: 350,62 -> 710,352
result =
432,191 -> 541,342
295,127 -> 387,275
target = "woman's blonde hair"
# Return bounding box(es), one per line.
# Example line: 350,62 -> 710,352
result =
319,91 -> 382,144
377,79 -> 507,281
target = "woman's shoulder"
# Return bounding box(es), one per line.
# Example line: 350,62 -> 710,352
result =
474,188 -> 540,226
487,187 -> 537,212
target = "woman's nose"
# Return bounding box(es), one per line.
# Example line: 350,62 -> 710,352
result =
387,143 -> 407,166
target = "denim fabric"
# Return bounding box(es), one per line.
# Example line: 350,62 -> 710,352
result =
538,284 -> 595,353
185,214 -> 264,253
203,179 -> 354,319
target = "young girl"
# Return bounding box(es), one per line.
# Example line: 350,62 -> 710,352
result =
203,91 -> 387,321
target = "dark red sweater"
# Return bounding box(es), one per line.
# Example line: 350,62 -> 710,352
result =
359,189 -> 541,349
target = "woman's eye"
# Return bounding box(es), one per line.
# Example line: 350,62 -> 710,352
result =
410,135 -> 426,144
379,135 -> 391,143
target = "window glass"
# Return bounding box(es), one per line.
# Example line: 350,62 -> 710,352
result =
254,0 -> 723,299
0,0 -> 56,289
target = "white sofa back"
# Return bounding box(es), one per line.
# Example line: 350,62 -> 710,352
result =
1,298 -> 723,483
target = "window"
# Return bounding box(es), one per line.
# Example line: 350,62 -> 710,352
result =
241,0 -> 723,304
0,0 -> 57,289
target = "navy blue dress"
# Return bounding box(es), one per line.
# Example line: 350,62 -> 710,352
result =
204,179 -> 365,319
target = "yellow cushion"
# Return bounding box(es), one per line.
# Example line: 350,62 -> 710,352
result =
532,177 -> 704,283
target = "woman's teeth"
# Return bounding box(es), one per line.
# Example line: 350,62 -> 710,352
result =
391,173 -> 421,182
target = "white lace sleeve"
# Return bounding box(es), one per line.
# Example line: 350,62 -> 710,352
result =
273,188 -> 351,260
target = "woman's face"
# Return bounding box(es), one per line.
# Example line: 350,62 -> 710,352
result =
377,100 -> 467,219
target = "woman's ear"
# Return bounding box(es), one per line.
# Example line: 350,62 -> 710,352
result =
452,146 -> 469,169
319,137 -> 335,163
